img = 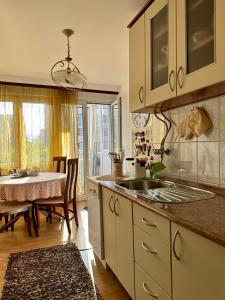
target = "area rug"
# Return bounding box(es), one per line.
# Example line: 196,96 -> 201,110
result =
1,243 -> 102,300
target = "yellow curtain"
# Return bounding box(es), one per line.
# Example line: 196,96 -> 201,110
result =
0,84 -> 78,173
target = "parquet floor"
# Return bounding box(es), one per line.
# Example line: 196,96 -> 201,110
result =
0,201 -> 130,299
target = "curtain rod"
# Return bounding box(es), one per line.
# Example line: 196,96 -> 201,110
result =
0,81 -> 119,95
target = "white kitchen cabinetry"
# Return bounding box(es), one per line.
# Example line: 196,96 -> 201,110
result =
129,14 -> 145,112
102,187 -> 134,298
145,0 -> 176,106
87,181 -> 104,260
172,222 -> 225,300
129,0 -> 225,110
133,203 -> 171,298
177,0 -> 225,96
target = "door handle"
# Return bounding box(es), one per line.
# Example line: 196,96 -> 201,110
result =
109,196 -> 114,213
142,242 -> 158,255
142,217 -> 157,227
169,70 -> 175,91
142,282 -> 158,298
114,198 -> 119,216
138,86 -> 144,103
177,66 -> 184,88
172,230 -> 181,260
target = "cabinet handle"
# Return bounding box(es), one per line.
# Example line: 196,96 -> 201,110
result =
169,70 -> 175,91
142,242 -> 157,255
142,217 -> 157,227
172,230 -> 181,261
109,196 -> 114,213
89,188 -> 93,192
114,198 -> 119,216
138,86 -> 144,103
142,282 -> 158,298
177,66 -> 184,88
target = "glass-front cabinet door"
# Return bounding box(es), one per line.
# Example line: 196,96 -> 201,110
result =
177,0 -> 225,95
145,0 -> 176,106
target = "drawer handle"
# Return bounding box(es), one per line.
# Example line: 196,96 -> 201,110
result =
109,196 -> 114,213
142,242 -> 157,255
172,230 -> 181,261
177,66 -> 184,88
139,86 -> 144,103
169,70 -> 175,92
142,217 -> 157,227
142,282 -> 158,298
114,198 -> 119,216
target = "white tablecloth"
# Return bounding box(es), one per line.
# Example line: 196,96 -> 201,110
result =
0,172 -> 66,202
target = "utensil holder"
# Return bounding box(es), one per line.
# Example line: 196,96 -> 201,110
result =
112,162 -> 123,177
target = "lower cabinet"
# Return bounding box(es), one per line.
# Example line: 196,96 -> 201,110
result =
172,223 -> 225,300
135,264 -> 170,300
102,187 -> 134,298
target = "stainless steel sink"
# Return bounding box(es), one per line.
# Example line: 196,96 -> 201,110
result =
116,179 -> 174,190
115,179 -> 215,204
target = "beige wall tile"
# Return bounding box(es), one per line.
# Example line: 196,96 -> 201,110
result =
219,96 -> 225,141
179,104 -> 197,142
150,115 -> 165,144
219,142 -> 225,186
163,143 -> 180,177
198,142 -> 219,184
180,142 -> 197,180
197,97 -> 219,141
164,108 -> 180,143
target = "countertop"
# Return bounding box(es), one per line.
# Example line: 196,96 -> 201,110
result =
88,176 -> 225,247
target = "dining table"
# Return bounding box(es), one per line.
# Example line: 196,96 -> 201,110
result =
0,172 -> 66,202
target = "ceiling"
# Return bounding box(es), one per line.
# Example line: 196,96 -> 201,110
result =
0,0 -> 147,91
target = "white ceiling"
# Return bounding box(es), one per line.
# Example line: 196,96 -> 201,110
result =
0,0 -> 146,90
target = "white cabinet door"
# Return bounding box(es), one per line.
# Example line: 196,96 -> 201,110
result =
115,194 -> 134,298
129,14 -> 145,112
172,223 -> 225,300
177,0 -> 225,95
102,187 -> 117,274
145,0 -> 176,106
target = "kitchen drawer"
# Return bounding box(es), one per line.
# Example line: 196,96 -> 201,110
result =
134,225 -> 171,295
87,181 -> 99,197
133,203 -> 170,246
135,263 -> 171,300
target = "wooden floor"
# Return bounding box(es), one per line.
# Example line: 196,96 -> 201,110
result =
0,201 -> 130,300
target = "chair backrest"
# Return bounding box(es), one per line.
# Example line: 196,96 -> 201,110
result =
64,158 -> 79,204
53,156 -> 67,173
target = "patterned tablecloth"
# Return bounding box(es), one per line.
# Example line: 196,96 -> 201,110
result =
0,172 -> 66,202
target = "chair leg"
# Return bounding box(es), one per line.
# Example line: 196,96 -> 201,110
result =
72,200 -> 79,227
10,214 -> 14,231
27,210 -> 32,237
5,216 -> 9,231
32,205 -> 39,237
63,205 -> 71,234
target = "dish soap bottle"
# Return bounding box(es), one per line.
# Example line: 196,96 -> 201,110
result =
149,156 -> 157,180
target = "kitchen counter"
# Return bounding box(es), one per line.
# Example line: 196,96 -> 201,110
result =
88,176 -> 225,247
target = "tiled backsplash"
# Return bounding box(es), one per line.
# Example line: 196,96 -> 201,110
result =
148,95 -> 225,187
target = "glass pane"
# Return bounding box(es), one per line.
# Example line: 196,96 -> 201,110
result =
88,104 -> 111,177
22,103 -> 49,170
112,104 -> 119,152
187,0 -> 214,74
0,102 -> 14,171
77,105 -> 85,195
151,4 -> 168,90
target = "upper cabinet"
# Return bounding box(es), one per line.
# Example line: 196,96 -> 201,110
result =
129,0 -> 225,112
145,0 -> 176,106
177,0 -> 225,95
129,14 -> 145,112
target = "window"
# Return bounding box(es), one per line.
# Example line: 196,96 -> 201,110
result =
22,103 -> 50,169
0,101 -> 14,170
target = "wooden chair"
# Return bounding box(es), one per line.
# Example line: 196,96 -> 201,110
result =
53,156 -> 67,173
35,158 -> 79,234
0,202 -> 33,235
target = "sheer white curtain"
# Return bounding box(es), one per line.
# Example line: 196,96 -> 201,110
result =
88,104 -> 111,177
